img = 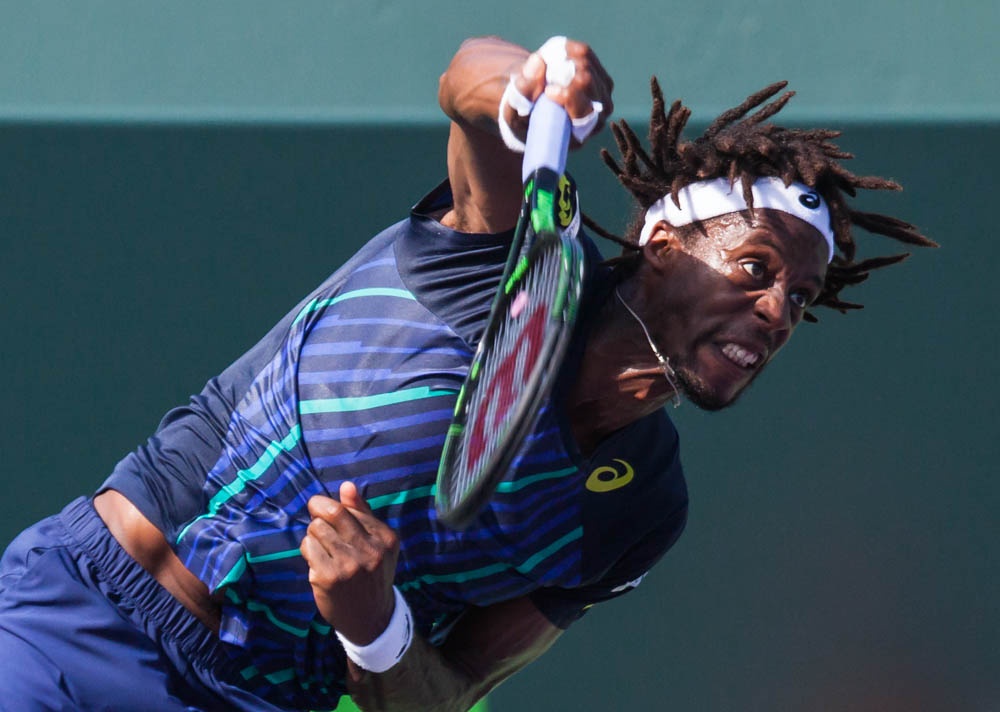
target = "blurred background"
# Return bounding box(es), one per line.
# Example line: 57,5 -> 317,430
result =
1,2 -> 996,710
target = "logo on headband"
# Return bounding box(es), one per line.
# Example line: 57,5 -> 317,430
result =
799,191 -> 821,210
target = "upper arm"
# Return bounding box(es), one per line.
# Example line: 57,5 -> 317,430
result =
437,37 -> 528,234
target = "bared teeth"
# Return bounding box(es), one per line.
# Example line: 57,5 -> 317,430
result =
721,342 -> 760,369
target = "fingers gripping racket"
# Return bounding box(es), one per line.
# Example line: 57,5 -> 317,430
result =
435,96 -> 587,529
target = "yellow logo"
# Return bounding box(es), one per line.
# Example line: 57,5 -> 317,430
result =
557,174 -> 574,228
585,459 -> 634,493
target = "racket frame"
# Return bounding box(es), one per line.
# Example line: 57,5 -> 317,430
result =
435,166 -> 585,529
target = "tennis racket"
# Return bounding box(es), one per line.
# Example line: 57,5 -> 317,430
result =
435,95 -> 587,529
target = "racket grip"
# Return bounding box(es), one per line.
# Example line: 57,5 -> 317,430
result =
522,94 -> 571,183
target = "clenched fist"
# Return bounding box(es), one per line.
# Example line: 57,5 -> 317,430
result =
300,481 -> 401,645
501,37 -> 614,148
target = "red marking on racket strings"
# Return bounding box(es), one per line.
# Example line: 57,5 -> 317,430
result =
511,290 -> 529,318
464,302 -> 549,475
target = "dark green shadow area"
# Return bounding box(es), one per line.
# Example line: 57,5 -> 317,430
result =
1,120 -> 996,710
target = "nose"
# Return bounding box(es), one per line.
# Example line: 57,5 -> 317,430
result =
753,287 -> 792,342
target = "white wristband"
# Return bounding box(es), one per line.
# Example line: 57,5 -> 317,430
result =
335,586 -> 413,673
571,100 -> 603,143
503,76 -> 535,117
497,36 -> 605,152
498,77 -> 534,152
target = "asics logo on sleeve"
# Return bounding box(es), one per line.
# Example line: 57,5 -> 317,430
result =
585,458 -> 634,492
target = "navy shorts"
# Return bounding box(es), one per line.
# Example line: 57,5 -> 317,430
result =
0,497 -> 290,711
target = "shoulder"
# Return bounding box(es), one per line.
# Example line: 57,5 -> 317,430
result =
584,410 -> 685,506
578,409 -> 688,577
394,180 -> 519,348
528,412 -> 688,629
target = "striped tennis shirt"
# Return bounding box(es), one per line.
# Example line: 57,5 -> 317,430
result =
101,181 -> 688,709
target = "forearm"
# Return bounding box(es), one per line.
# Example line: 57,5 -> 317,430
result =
346,597 -> 562,712
438,36 -> 529,134
345,632 -> 483,712
437,37 -> 530,233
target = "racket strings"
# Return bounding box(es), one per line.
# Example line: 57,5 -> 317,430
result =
451,244 -> 565,500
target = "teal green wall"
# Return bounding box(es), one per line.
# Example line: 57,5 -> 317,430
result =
2,119 -> 995,711
1,3 -> 997,710
1,1 -> 997,122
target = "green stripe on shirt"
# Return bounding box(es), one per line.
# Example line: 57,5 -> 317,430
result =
300,387 -> 456,415
175,424 -> 303,544
292,288 -> 416,326
399,526 -> 583,592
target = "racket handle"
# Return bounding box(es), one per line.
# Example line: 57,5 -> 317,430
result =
522,94 -> 571,183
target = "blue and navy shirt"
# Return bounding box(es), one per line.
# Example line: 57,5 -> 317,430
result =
102,181 -> 688,709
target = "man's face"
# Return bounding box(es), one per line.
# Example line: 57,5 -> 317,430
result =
646,208 -> 829,410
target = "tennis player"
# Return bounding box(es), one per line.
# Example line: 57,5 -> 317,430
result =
0,36 -> 932,711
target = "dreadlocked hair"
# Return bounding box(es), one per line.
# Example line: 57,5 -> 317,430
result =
585,78 -> 937,322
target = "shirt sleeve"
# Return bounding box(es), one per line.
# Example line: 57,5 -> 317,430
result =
528,503 -> 688,629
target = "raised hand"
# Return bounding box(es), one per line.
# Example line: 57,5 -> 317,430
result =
501,37 -> 615,149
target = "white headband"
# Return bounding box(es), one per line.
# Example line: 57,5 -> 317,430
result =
638,177 -> 835,262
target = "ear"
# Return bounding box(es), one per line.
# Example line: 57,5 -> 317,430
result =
642,221 -> 686,273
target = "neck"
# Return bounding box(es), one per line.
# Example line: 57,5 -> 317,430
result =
567,279 -> 679,456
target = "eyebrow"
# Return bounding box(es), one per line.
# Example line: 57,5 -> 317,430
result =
740,229 -> 785,252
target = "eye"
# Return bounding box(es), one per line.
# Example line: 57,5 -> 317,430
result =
790,291 -> 810,309
740,261 -> 765,280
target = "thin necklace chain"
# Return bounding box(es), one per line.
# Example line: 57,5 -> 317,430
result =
615,286 -> 682,408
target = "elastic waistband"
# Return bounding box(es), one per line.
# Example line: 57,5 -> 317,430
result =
57,496 -> 243,682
